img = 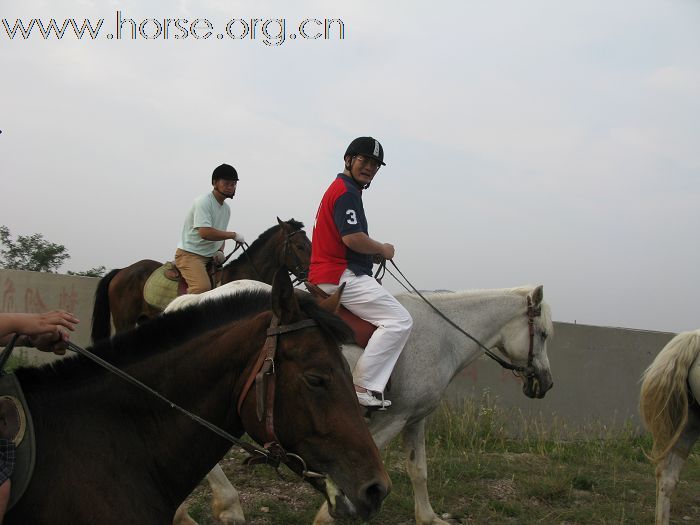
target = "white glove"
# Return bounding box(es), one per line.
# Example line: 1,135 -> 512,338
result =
233,233 -> 245,243
212,250 -> 225,265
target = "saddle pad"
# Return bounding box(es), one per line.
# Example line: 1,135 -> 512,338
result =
144,262 -> 181,310
0,373 -> 36,509
304,282 -> 376,348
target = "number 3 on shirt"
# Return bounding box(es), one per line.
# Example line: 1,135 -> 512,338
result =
346,209 -> 358,225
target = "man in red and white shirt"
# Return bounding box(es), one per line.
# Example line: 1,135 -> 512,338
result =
309,137 -> 412,408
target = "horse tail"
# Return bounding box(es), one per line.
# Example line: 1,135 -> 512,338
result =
640,330 -> 700,463
91,268 -> 121,343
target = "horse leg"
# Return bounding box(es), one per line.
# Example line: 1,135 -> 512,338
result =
171,464 -> 244,525
207,463 -> 246,525
655,409 -> 700,525
402,418 -> 450,525
312,501 -> 334,525
172,502 -> 199,525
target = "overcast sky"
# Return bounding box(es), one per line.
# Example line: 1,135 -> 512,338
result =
2,0 -> 698,333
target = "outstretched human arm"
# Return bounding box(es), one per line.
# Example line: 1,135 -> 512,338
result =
197,227 -> 245,244
0,310 -> 79,355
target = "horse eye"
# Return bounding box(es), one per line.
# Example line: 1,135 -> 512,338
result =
540,331 -> 548,341
304,373 -> 327,389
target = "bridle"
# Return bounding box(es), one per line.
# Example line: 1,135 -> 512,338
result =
282,230 -> 309,285
235,314 -> 326,479
496,296 -> 541,379
524,296 -> 542,374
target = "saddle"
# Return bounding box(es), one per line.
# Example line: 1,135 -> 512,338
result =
0,373 -> 36,510
304,282 -> 376,348
144,261 -> 216,310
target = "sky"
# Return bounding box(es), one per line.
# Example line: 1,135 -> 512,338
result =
1,0 -> 698,334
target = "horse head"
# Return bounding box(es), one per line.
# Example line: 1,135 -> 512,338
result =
239,269 -> 390,520
276,217 -> 311,283
492,285 -> 554,399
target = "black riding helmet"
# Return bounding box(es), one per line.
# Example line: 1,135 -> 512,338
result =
344,137 -> 386,166
211,163 -> 239,184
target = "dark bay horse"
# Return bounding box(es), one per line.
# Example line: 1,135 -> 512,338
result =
6,269 -> 389,525
91,218 -> 311,342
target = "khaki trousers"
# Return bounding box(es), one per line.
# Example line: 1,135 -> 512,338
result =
174,248 -> 212,294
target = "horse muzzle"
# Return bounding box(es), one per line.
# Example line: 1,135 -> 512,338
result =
523,371 -> 553,399
322,475 -> 389,521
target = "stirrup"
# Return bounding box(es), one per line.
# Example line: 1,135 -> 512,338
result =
378,391 -> 389,411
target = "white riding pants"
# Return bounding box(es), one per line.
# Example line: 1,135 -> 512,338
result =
319,269 -> 413,393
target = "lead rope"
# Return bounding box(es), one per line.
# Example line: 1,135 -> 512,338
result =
384,259 -> 529,374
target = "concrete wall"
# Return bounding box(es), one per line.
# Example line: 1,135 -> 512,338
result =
0,268 -> 99,365
444,322 -> 675,435
0,270 -> 677,434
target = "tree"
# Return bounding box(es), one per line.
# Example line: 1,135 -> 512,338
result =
67,266 -> 106,277
0,225 -> 70,272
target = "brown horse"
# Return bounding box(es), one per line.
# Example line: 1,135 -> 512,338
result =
6,269 -> 389,525
91,218 -> 311,342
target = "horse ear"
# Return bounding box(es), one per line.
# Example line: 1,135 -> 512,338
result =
277,217 -> 292,233
318,282 -> 345,313
531,285 -> 544,306
271,267 -> 302,323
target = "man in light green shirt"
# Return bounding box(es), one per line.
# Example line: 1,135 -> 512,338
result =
175,164 -> 245,293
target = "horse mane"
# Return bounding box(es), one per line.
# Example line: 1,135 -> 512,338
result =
640,329 -> 700,463
225,219 -> 305,267
398,286 -> 554,337
15,286 -> 351,389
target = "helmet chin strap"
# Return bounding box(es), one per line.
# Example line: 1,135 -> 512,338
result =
215,187 -> 235,199
346,159 -> 371,190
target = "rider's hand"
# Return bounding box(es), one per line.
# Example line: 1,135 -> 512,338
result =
30,330 -> 71,356
233,233 -> 245,244
380,243 -> 395,260
212,250 -> 225,265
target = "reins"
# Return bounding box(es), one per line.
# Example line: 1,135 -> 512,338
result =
383,259 -> 538,377
221,242 -> 243,265
63,317 -> 326,480
0,334 -> 19,373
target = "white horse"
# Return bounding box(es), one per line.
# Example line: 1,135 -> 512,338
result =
172,282 -> 554,525
640,329 -> 700,525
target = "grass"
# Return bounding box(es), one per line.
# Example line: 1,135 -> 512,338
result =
182,393 -> 700,524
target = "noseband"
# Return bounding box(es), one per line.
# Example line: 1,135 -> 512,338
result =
236,315 -> 325,479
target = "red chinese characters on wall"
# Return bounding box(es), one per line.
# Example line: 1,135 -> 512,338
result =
2,278 -> 15,312
1,277 -> 80,314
